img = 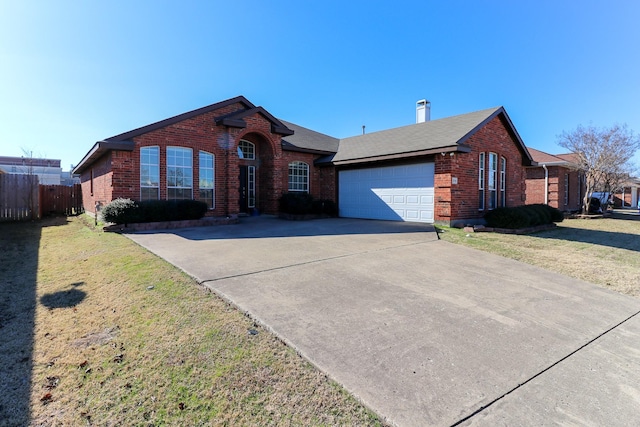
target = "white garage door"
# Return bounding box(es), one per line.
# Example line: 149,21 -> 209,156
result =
338,163 -> 435,223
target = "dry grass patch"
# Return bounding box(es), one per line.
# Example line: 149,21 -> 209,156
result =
437,217 -> 640,297
0,216 -> 383,427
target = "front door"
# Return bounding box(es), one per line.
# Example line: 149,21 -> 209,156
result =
238,165 -> 255,213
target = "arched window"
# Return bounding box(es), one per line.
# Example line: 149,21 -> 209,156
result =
288,161 -> 309,192
237,140 -> 255,160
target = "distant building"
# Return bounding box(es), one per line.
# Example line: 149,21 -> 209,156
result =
0,156 -> 63,185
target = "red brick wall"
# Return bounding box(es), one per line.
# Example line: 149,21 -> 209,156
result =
81,102 -> 337,217
79,152 -> 114,214
525,166 -> 582,211
435,114 -> 528,225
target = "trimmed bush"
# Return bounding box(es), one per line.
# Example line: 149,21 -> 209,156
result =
279,193 -> 314,215
279,193 -> 337,216
484,204 -> 563,229
100,198 -> 208,224
484,207 -> 530,229
311,199 -> 338,216
100,198 -> 141,224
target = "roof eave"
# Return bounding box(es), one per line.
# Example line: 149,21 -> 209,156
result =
282,144 -> 336,155
333,145 -> 469,166
73,140 -> 135,174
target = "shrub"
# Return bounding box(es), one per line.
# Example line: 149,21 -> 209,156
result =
279,193 -> 337,216
484,207 -> 530,229
311,199 -> 338,216
100,199 -> 208,224
279,193 -> 314,215
100,198 -> 141,224
484,204 -> 563,229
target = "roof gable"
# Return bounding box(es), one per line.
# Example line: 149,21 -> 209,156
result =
331,107 -> 532,165
105,95 -> 256,142
215,107 -> 294,136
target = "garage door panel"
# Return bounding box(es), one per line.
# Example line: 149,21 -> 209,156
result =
339,163 -> 434,223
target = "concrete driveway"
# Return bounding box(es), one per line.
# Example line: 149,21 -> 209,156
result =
127,216 -> 640,427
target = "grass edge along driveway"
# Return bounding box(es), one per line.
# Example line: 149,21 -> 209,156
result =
436,216 -> 640,297
0,216 -> 384,427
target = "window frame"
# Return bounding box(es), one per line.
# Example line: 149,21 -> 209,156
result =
488,152 -> 498,210
247,165 -> 256,208
166,146 -> 193,200
478,152 -> 485,211
238,140 -> 255,160
199,150 -> 215,209
500,156 -> 506,208
564,173 -> 569,206
140,146 -> 160,201
288,161 -> 309,193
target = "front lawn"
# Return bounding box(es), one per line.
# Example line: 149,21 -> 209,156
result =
0,216 -> 383,427
437,217 -> 640,297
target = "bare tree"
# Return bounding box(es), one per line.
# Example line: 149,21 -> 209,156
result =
558,124 -> 640,214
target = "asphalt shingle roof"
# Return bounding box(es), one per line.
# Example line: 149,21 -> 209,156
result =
332,107 -> 503,163
280,120 -> 340,154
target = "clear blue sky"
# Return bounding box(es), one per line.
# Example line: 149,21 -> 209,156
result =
2,1 -> 640,171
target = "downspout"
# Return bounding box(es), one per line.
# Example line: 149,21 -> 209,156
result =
542,164 -> 549,205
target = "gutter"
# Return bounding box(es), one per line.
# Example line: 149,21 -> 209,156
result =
542,164 -> 549,205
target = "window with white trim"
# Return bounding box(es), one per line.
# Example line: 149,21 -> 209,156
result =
564,173 -> 569,206
140,146 -> 160,200
500,156 -> 506,207
167,147 -> 193,200
237,140 -> 255,160
199,151 -> 214,209
488,152 -> 498,210
478,153 -> 485,210
288,161 -> 309,192
247,166 -> 256,208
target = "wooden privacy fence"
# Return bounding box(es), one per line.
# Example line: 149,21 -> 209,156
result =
0,174 -> 83,221
0,174 -> 39,221
40,184 -> 83,217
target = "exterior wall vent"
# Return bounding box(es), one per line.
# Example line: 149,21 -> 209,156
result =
416,99 -> 431,123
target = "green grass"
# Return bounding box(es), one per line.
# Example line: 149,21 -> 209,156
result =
0,216 -> 384,427
436,217 -> 640,296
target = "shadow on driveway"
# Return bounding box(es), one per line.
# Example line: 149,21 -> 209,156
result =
132,215 -> 437,241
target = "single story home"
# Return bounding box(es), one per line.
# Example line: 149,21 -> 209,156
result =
525,149 -> 584,212
74,95 -> 538,226
613,177 -> 640,208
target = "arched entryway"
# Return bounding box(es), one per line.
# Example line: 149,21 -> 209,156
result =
236,132 -> 277,215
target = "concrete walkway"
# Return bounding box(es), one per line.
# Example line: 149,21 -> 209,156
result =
126,216 -> 640,427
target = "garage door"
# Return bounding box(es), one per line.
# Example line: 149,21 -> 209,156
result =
338,163 -> 434,223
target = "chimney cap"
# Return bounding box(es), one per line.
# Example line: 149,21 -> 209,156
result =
416,99 -> 431,123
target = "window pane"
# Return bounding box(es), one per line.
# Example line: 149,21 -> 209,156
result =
140,146 -> 159,200
238,140 -> 255,160
199,151 -> 214,208
288,161 -> 309,192
167,147 -> 193,201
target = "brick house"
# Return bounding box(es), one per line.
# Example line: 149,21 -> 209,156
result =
73,96 -> 535,226
613,177 -> 640,208
525,149 -> 584,212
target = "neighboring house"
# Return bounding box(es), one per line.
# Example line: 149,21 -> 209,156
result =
73,95 -> 535,226
613,177 -> 640,208
525,149 -> 584,212
0,156 -> 63,185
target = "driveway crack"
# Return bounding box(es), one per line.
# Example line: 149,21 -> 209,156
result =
449,307 -> 640,426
